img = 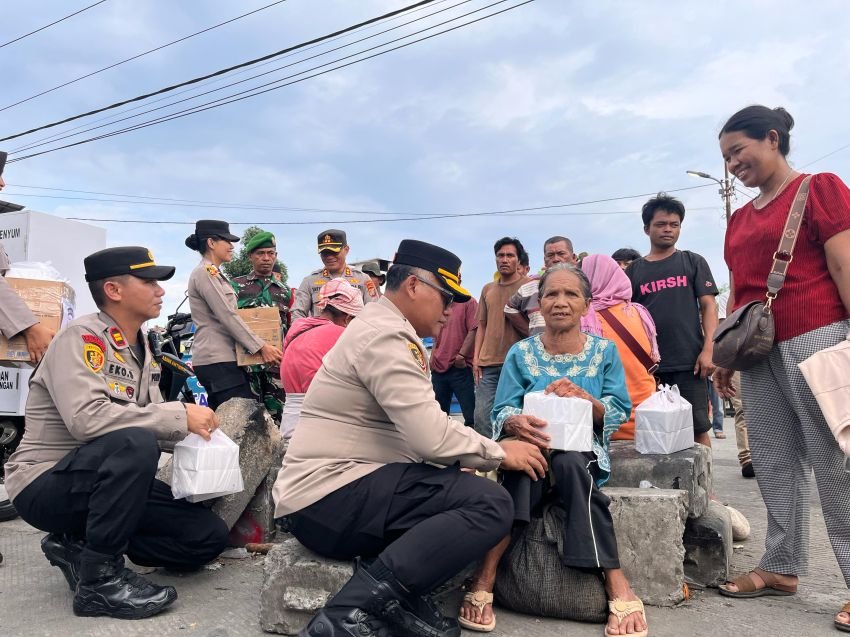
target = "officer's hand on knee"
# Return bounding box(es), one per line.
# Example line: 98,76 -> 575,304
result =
186,404 -> 219,441
499,440 -> 548,481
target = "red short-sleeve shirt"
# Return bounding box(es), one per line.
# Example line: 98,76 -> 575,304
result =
725,172 -> 850,342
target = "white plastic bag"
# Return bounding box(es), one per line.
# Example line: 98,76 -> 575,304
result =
522,391 -> 593,452
634,384 -> 694,455
171,430 -> 244,502
281,392 -> 305,440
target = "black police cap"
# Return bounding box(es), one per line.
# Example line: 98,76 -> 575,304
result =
393,239 -> 471,302
185,219 -> 240,249
84,246 -> 175,282
317,229 -> 346,253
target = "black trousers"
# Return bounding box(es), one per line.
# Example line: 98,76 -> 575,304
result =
501,450 -> 620,570
431,367 -> 476,426
286,463 -> 513,596
13,428 -> 228,569
194,361 -> 255,411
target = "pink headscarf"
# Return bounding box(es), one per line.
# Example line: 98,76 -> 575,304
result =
579,254 -> 660,362
316,279 -> 364,316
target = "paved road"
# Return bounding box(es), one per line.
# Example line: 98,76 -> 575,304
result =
1,419 -> 847,636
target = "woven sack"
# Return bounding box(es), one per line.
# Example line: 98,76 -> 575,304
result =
494,504 -> 608,622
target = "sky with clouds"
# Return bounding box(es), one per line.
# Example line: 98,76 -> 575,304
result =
2,0 -> 849,318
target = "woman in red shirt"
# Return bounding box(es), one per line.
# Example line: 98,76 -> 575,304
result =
714,105 -> 850,633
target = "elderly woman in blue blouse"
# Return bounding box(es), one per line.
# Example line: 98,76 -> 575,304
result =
459,263 -> 647,637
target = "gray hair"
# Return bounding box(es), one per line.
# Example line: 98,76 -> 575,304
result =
537,263 -> 591,301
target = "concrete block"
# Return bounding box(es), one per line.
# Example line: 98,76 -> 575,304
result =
157,398 -> 281,529
606,487 -> 688,606
606,441 -> 712,518
259,538 -> 354,635
683,500 -> 732,588
231,438 -> 287,545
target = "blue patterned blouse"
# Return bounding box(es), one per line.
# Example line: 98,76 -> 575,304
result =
491,333 -> 631,485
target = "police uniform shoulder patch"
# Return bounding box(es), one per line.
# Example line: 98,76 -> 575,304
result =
84,343 -> 105,374
81,333 -> 107,352
206,264 -> 219,276
407,342 -> 427,373
365,279 -> 378,296
108,327 -> 127,348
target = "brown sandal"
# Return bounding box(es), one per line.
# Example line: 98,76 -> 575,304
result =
836,601 -> 850,633
719,568 -> 797,599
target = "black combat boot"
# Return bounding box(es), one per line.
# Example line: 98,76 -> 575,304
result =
41,533 -> 84,591
73,551 -> 177,619
299,607 -> 392,637
303,560 -> 459,637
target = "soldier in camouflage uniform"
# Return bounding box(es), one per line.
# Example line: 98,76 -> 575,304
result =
232,231 -> 290,422
291,229 -> 379,320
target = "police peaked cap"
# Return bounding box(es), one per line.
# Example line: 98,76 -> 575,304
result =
393,240 -> 471,302
185,219 -> 240,249
84,246 -> 175,282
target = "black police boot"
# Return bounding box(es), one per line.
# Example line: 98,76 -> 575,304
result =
73,552 -> 177,619
41,533 -> 84,591
324,561 -> 459,637
299,607 -> 391,637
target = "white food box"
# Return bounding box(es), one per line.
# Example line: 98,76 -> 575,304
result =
634,384 -> 695,455
171,430 -> 244,503
522,391 -> 593,452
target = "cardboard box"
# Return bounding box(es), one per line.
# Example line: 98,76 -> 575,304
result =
0,278 -> 76,362
235,306 -> 281,367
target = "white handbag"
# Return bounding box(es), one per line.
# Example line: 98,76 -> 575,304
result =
798,334 -> 850,457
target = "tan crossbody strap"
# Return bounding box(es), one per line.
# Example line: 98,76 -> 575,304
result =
765,175 -> 812,302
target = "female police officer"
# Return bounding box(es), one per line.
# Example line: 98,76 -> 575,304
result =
186,220 -> 282,410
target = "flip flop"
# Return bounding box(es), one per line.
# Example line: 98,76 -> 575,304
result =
835,601 -> 850,633
719,568 -> 797,598
458,590 -> 496,633
604,598 -> 648,637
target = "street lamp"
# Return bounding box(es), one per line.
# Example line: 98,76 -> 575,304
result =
686,166 -> 734,221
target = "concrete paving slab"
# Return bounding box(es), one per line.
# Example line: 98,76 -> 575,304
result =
1,418 -> 847,637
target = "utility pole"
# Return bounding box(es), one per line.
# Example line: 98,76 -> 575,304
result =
687,168 -> 734,222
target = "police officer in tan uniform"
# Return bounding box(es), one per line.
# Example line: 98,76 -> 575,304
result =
291,229 -> 378,320
4,246 -> 228,620
185,220 -> 282,410
274,240 -> 547,637
0,150 -> 55,363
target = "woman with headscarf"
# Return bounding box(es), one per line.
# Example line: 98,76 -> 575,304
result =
580,254 -> 660,440
186,220 -> 282,410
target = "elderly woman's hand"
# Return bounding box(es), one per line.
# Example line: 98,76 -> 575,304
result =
544,378 -> 593,401
544,378 -> 605,424
504,414 -> 551,449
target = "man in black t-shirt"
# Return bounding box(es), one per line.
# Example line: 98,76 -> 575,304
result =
627,193 -> 719,447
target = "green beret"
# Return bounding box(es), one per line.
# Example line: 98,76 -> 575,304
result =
246,231 -> 276,253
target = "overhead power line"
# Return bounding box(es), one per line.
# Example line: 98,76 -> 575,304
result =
5,183 -> 713,225
9,0 -> 473,156
7,0 -> 533,162
0,0 -> 437,143
6,0 -> 459,154
0,0 -> 289,113
0,1 -> 108,50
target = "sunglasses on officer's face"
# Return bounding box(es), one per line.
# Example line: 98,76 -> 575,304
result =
414,276 -> 454,309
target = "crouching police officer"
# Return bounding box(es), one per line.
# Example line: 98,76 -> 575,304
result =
3,247 -> 228,619
274,240 -> 547,637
